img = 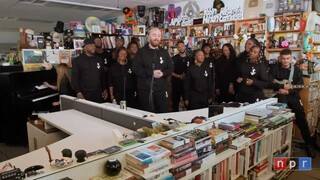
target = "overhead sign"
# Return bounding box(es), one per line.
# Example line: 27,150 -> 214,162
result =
203,6 -> 243,23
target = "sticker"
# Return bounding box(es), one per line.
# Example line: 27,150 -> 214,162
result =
209,62 -> 213,68
204,70 -> 208,77
250,66 -> 256,75
97,62 -> 100,69
128,68 -> 132,74
160,57 -> 163,64
187,61 -> 190,67
165,91 -> 168,98
104,58 -> 107,64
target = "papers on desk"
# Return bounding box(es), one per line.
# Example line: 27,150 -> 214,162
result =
35,85 -> 48,90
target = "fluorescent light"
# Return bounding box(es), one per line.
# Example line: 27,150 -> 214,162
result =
43,0 -> 122,11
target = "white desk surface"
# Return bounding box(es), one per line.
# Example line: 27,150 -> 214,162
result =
0,110 -> 133,178
0,98 -> 277,179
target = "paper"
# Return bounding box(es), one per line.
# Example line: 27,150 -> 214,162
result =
35,85 -> 48,90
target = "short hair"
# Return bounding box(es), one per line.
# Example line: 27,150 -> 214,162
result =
177,41 -> 184,46
147,27 -> 161,42
280,49 -> 292,56
115,36 -> 124,41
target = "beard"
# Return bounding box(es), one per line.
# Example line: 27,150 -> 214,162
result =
150,39 -> 160,47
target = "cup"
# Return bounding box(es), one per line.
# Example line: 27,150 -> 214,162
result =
120,101 -> 127,110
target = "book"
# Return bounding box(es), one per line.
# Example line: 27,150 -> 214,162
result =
181,129 -> 210,143
245,108 -> 273,121
206,128 -> 228,144
171,142 -> 194,155
266,103 -> 287,110
126,144 -> 171,166
126,157 -> 170,172
160,135 -> 190,150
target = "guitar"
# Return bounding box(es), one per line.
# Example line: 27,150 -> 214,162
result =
263,79 -> 319,98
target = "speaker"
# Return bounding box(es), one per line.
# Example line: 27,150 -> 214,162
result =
137,5 -> 145,17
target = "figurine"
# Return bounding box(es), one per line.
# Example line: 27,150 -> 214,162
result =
75,150 -> 87,163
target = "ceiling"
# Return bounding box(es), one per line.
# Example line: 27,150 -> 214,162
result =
0,0 -> 188,33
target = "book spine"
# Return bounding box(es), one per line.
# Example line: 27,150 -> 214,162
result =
172,151 -> 197,164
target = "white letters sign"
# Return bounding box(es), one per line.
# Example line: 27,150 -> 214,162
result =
203,6 -> 243,23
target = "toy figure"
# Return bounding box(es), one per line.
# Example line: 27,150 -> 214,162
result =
123,7 -> 138,25
213,0 -> 225,13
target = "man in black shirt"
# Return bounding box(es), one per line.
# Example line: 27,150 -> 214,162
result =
171,41 -> 192,112
268,49 -> 319,157
71,38 -> 107,103
132,28 -> 173,113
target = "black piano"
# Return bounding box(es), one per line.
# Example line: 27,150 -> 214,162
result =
0,69 -> 58,145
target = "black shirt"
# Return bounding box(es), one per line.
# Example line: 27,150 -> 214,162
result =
236,61 -> 268,103
108,61 -> 136,93
71,53 -> 106,94
132,44 -> 173,92
95,49 -> 115,69
215,56 -> 236,90
268,63 -> 303,98
59,76 -> 74,96
184,63 -> 213,100
172,54 -> 192,84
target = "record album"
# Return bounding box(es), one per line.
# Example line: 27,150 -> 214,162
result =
85,16 -> 101,32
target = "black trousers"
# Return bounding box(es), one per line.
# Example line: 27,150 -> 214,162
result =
278,95 -> 313,146
187,91 -> 209,110
172,81 -> 184,112
138,89 -> 168,113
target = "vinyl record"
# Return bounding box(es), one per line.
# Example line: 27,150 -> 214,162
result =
85,16 -> 101,32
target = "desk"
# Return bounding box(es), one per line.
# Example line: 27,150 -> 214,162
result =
0,97 -> 277,179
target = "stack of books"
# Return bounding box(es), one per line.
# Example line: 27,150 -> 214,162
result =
245,108 -> 273,122
125,144 -> 171,178
206,128 -> 229,155
266,103 -> 287,110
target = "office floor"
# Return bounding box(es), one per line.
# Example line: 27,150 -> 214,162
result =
0,143 -> 319,179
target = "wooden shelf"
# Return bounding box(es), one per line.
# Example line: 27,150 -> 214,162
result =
266,48 -> 301,52
313,42 -> 320,45
190,36 -> 209,38
237,17 -> 265,22
215,35 -> 234,38
272,13 -> 302,18
268,30 -> 300,34
312,51 -> 320,54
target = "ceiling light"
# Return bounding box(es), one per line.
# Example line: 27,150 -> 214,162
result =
43,0 -> 122,11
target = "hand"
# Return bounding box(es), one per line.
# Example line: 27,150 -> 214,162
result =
102,90 -> 108,100
284,83 -> 292,90
236,77 -> 243,83
208,98 -> 213,104
179,73 -> 186,80
184,100 -> 189,106
153,70 -> 163,78
228,84 -> 235,94
52,101 -> 60,106
215,89 -> 221,96
278,89 -> 289,95
43,82 -> 50,87
77,92 -> 84,99
246,78 -> 253,86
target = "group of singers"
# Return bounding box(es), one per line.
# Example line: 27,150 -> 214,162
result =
44,27 -> 319,157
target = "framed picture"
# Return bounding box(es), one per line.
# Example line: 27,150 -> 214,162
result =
121,24 -> 132,35
133,25 -> 146,36
73,39 -> 84,50
92,25 -> 101,33
22,49 -> 46,71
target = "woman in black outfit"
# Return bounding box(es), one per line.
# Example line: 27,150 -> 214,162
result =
215,43 -> 236,103
43,63 -> 74,110
235,45 -> 268,103
184,50 -> 213,110
108,47 -> 137,107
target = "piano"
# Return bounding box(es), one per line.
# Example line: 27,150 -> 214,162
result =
0,69 -> 58,145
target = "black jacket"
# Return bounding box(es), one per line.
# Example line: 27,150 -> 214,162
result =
132,44 -> 173,91
59,76 -> 74,96
108,61 -> 136,93
215,56 -> 236,90
71,53 -> 106,94
236,61 -> 268,103
172,54 -> 193,85
268,64 -> 303,98
184,63 -> 213,100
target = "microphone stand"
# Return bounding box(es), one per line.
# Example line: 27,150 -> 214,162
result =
149,63 -> 155,112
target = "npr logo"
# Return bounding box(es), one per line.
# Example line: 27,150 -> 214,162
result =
274,157 -> 312,171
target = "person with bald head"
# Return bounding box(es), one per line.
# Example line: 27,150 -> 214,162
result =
132,28 -> 173,113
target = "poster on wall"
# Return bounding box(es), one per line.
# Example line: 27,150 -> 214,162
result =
22,49 -> 46,71
132,25 -> 146,36
59,50 -> 72,67
46,50 -> 59,64
243,0 -> 263,18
